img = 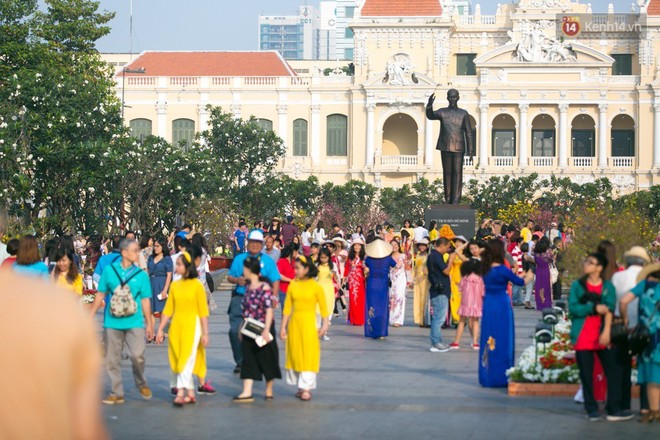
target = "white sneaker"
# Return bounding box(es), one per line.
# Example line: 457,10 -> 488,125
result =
429,344 -> 450,353
322,335 -> 330,341
574,387 -> 584,404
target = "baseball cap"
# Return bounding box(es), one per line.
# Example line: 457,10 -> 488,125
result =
247,229 -> 265,242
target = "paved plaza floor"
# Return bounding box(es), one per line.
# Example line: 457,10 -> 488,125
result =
102,290 -> 656,440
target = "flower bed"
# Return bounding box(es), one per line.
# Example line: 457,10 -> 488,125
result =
507,319 -> 580,385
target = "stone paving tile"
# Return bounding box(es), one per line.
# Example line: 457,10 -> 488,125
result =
102,291 -> 653,439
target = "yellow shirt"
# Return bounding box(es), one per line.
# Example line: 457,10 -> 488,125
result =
521,227 -> 532,243
55,274 -> 84,295
429,229 -> 439,242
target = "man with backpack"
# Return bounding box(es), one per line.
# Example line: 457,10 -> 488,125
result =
89,239 -> 154,405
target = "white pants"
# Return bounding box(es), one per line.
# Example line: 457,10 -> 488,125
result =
524,275 -> 536,303
286,369 -> 317,390
170,319 -> 202,390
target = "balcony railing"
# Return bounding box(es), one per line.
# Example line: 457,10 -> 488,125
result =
571,157 -> 594,167
244,77 -> 278,86
126,76 -> 155,86
381,155 -> 418,166
170,77 -> 198,86
532,157 -> 555,167
610,157 -> 634,167
490,156 -> 515,167
463,156 -> 474,167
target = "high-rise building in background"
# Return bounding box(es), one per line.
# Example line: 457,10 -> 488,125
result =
319,1 -> 338,60
335,0 -> 359,60
258,6 -> 319,60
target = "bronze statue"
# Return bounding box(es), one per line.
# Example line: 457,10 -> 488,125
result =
426,89 -> 474,205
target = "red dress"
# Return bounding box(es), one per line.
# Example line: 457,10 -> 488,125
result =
345,258 -> 366,326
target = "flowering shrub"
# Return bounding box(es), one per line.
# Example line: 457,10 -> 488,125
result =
506,318 -> 580,384
438,224 -> 455,239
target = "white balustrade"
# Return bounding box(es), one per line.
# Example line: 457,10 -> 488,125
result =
126,76 -> 156,86
609,157 -> 634,167
571,157 -> 594,167
211,77 -> 231,86
459,16 -> 475,25
463,156 -> 474,167
481,15 -> 496,25
326,157 -> 348,166
169,77 -> 198,86
532,157 -> 555,167
290,77 -> 311,86
244,77 -> 277,86
381,155 -> 418,166
490,156 -> 515,167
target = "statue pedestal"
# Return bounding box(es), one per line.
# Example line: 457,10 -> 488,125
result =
425,205 -> 477,239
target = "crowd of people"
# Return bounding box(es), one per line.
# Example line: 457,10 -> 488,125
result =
1,214 -> 659,423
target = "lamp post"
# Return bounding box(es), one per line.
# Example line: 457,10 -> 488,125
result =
121,67 -> 145,120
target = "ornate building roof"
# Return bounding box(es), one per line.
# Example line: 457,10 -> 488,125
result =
122,51 -> 296,77
360,0 -> 442,17
649,0 -> 660,15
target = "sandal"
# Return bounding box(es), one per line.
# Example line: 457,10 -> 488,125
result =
173,395 -> 186,407
295,390 -> 303,399
300,391 -> 312,401
185,395 -> 196,405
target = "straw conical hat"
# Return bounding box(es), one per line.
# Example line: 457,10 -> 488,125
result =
366,238 -> 393,259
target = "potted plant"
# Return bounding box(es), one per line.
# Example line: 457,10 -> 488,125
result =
209,246 -> 233,271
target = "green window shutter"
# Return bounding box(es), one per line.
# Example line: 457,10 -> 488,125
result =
129,118 -> 152,141
611,130 -> 635,157
456,54 -> 477,76
256,119 -> 273,131
327,114 -> 348,157
612,54 -> 632,76
172,119 -> 195,150
293,119 -> 308,156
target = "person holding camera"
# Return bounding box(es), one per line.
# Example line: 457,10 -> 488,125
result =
568,253 -> 632,422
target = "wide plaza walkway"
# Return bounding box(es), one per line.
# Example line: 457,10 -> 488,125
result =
102,289 -> 654,439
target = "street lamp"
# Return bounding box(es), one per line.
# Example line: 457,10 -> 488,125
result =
121,67 -> 146,120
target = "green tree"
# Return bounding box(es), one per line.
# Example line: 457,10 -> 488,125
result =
465,174 -> 540,218
0,0 -> 120,231
379,178 -> 444,224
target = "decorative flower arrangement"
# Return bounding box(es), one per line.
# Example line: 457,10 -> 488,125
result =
438,224 -> 455,239
506,318 -> 580,384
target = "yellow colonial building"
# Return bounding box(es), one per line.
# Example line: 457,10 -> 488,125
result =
114,0 -> 660,193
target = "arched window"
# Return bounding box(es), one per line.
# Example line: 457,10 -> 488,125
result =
292,119 -> 308,156
129,118 -> 152,141
255,119 -> 273,131
327,114 -> 348,157
571,115 -> 596,157
611,114 -> 635,157
172,119 -> 195,149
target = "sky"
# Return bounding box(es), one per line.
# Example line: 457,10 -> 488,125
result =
94,0 -> 626,53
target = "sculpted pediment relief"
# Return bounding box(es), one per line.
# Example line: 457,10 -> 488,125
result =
474,42 -> 614,67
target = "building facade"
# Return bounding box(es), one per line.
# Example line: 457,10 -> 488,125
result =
117,0 -> 660,193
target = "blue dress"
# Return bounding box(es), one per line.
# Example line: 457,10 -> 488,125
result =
480,264 -> 524,388
148,255 -> 173,314
365,256 -> 396,339
631,281 -> 660,385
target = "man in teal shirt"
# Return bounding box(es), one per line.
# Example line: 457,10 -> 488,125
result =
89,239 -> 154,405
226,229 -> 281,374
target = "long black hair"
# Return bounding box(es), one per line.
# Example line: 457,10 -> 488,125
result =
348,242 -> 366,260
191,233 -> 208,252
295,256 -> 319,279
481,239 -> 506,275
534,236 -> 551,255
154,238 -> 171,258
317,247 -> 334,269
316,221 -> 324,233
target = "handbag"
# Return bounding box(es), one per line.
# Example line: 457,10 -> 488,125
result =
610,318 -> 628,345
549,263 -> 559,285
629,300 -> 660,356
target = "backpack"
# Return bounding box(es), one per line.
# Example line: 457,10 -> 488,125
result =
109,265 -> 143,318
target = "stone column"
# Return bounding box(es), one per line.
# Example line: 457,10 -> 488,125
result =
598,104 -> 608,168
366,103 -> 376,166
311,104 -> 321,166
156,102 -> 167,139
558,104 -> 569,168
197,104 -> 209,133
518,103 -> 529,168
479,103 -> 489,168
277,104 -> 288,148
425,111 -> 435,166
654,103 -> 660,168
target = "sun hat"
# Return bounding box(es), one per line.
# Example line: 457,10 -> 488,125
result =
247,230 -> 265,242
322,240 -> 336,247
365,238 -> 393,259
416,238 -> 430,247
310,240 -> 321,247
453,235 -> 468,244
623,246 -> 651,264
272,217 -> 281,223
351,238 -> 365,246
332,237 -> 349,249
637,262 -> 660,283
